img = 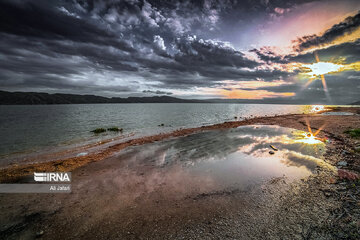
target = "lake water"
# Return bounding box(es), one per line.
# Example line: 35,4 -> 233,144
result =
70,125 -> 328,210
0,104 -> 317,160
118,125 -> 328,189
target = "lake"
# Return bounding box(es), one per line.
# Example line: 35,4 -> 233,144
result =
0,103 -> 317,161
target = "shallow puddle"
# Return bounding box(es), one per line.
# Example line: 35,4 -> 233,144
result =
104,125 -> 327,198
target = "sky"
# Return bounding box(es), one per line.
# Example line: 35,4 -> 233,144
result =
0,0 -> 359,104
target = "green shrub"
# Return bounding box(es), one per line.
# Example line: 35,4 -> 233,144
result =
344,128 -> 360,138
107,127 -> 123,132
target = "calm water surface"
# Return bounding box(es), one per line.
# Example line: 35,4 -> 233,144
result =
0,103 -> 316,159
81,125 -> 329,202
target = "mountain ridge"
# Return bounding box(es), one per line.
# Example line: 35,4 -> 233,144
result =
0,90 -> 205,105
0,90 -> 357,105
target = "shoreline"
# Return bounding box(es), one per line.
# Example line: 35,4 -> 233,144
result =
1,107 -> 359,183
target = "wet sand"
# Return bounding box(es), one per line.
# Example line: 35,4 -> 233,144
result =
0,107 -> 360,239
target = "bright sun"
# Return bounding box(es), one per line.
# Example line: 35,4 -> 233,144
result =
303,62 -> 343,76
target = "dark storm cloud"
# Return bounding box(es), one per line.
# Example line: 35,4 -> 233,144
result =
288,39 -> 360,63
250,47 -> 289,64
242,83 -> 301,93
0,0 -> 135,52
0,33 -> 139,94
174,36 -> 259,69
0,0 -> 278,94
293,10 -> 360,52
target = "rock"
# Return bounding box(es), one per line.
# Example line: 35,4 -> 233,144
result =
36,230 -> 44,238
341,150 -> 350,156
324,192 -> 332,197
337,161 -> 348,167
328,177 -> 337,184
354,146 -> 360,152
269,150 -> 275,155
338,169 -> 359,181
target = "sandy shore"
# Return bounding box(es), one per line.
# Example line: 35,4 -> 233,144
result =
0,107 -> 359,239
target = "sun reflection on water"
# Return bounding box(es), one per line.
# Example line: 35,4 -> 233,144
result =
294,132 -> 323,145
311,105 -> 325,113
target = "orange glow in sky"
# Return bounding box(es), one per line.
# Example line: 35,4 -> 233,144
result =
198,80 -> 296,99
220,89 -> 295,99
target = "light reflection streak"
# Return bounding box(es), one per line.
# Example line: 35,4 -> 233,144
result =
294,118 -> 326,145
302,52 -> 333,102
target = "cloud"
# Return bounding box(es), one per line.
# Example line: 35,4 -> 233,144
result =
153,35 -> 166,52
274,7 -> 289,15
293,10 -> 360,52
250,47 -> 288,64
0,1 -> 136,53
288,38 -> 360,64
173,36 -> 259,69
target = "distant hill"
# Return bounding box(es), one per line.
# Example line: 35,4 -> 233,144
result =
0,90 -> 205,105
1,90 -> 356,105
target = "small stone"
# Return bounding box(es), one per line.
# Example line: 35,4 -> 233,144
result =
341,150 -> 350,156
269,150 -> 275,155
328,177 -> 337,184
338,169 -> 359,181
354,146 -> 360,152
324,192 -> 332,197
337,161 -> 348,167
36,230 -> 44,238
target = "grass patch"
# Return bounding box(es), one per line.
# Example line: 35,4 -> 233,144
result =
91,128 -> 106,134
107,127 -> 123,132
344,128 -> 360,138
